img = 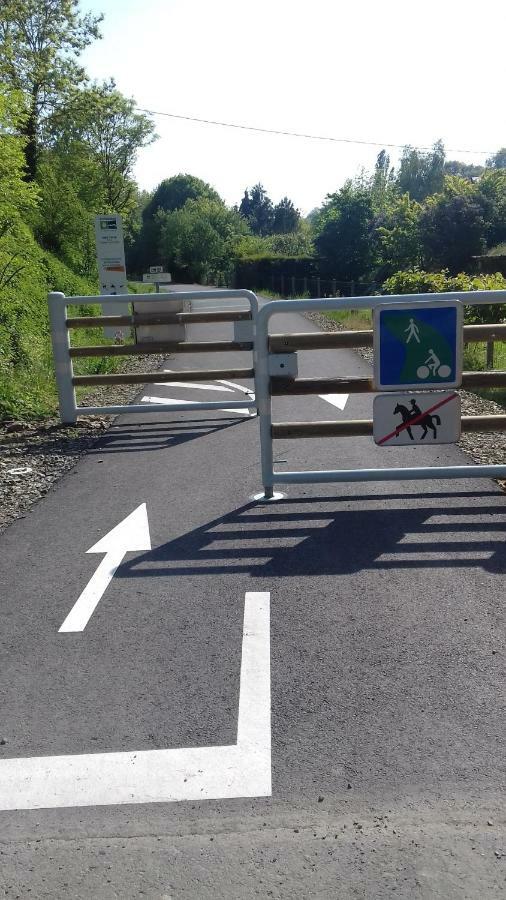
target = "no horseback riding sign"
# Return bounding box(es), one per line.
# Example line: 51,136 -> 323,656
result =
373,300 -> 463,391
373,391 -> 462,446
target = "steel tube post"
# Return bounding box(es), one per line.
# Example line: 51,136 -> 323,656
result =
48,292 -> 77,424
254,305 -> 275,498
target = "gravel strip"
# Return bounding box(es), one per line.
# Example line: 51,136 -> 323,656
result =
0,353 -> 165,534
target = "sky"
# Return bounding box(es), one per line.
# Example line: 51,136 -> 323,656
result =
80,0 -> 505,214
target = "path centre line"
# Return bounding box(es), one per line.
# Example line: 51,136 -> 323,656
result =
377,393 -> 459,445
1,593 -> 271,810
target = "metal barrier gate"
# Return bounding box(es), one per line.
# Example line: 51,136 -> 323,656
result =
255,291 -> 506,499
48,289 -> 258,424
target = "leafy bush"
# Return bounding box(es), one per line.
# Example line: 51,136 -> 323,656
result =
382,268 -> 506,323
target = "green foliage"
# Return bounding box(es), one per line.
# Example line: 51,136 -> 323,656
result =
314,180 -> 375,280
382,268 -> 506,324
0,222 -> 97,418
0,90 -> 38,231
272,197 -> 300,234
235,221 -> 314,259
157,197 -> 248,283
419,179 -> 487,273
130,175 -> 220,274
0,0 -> 103,178
238,184 -> 274,236
48,81 -> 156,214
444,159 -> 484,179
486,148 -> 506,169
143,174 -> 220,221
476,169 -> 506,247
396,140 -> 445,202
375,194 -> 422,274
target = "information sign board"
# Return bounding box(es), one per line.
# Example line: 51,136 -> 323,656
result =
94,214 -> 129,339
373,301 -> 463,391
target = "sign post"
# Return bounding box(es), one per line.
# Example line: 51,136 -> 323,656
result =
94,214 -> 129,339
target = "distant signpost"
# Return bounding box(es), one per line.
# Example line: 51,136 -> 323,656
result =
94,213 -> 129,340
373,301 -> 463,391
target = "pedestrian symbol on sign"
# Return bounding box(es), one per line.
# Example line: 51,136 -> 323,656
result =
404,318 -> 420,344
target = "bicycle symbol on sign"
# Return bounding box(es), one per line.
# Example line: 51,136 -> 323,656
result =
416,348 -> 451,381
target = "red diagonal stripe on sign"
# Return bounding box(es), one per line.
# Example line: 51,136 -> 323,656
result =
377,393 -> 459,445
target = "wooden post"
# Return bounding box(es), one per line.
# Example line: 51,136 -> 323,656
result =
486,341 -> 495,369
291,275 -> 296,296
280,274 -> 285,296
332,279 -> 337,295
316,277 -> 321,296
303,276 -> 308,295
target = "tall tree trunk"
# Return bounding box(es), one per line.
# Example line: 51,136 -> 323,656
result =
23,94 -> 39,181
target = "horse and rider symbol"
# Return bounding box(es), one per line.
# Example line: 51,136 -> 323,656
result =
393,398 -> 441,440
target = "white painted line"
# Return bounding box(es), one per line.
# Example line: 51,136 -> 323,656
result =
59,504 -> 151,633
0,592 -> 271,810
141,396 -> 249,416
162,371 -> 254,399
217,379 -> 255,398
318,393 -> 349,410
155,381 -> 234,392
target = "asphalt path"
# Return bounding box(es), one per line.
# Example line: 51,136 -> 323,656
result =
0,287 -> 505,898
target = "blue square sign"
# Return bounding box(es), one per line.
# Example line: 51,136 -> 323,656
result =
373,301 -> 463,391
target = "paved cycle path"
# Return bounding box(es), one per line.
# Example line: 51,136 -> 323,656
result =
0,289 -> 504,898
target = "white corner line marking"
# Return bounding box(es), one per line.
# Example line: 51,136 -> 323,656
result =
59,504 -> 151,633
217,379 -> 255,398
318,393 -> 349,411
0,592 -> 271,810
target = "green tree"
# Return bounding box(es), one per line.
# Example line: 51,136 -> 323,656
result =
371,150 -> 395,210
477,169 -> 506,247
486,148 -> 506,169
272,197 -> 300,234
266,222 -> 314,256
314,181 -> 375,280
419,178 -> 486,273
132,174 -> 220,273
396,140 -> 445,202
0,0 -> 102,179
48,81 -> 156,213
239,184 -> 274,235
444,159 -> 484,179
158,197 -> 248,283
375,193 -> 422,274
143,173 -> 219,221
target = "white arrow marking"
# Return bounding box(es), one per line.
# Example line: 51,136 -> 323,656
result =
59,504 -> 151,633
318,393 -> 349,410
1,592 -> 271,809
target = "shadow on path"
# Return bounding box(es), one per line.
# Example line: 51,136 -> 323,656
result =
119,490 -> 506,579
